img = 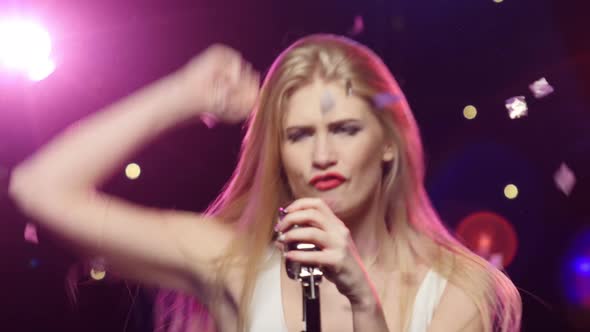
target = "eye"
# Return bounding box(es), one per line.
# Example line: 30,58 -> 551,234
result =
334,125 -> 361,136
286,129 -> 312,142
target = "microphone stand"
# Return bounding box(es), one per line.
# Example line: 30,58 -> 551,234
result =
279,207 -> 322,332
284,230 -> 323,332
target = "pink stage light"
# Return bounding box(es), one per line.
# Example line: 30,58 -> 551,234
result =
0,17 -> 54,80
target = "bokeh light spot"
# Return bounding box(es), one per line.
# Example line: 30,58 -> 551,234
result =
125,163 -> 141,180
90,268 -> 106,280
456,211 -> 518,268
463,105 -> 477,120
29,258 -> 40,268
504,184 -> 518,199
564,229 -> 590,310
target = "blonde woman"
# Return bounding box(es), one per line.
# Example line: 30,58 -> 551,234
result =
9,34 -> 521,332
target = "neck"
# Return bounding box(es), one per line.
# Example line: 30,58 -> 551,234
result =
340,186 -> 391,268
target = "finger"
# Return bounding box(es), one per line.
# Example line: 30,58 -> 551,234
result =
285,250 -> 333,267
228,56 -> 243,86
285,197 -> 331,215
273,240 -> 285,252
276,209 -> 326,233
279,225 -> 328,249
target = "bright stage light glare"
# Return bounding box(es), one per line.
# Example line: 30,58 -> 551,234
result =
0,17 -> 54,80
27,57 -> 55,81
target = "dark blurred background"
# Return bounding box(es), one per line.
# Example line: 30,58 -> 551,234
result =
1,0 -> 589,331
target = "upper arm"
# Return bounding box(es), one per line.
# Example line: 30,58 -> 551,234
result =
10,182 -> 236,295
426,282 -> 485,332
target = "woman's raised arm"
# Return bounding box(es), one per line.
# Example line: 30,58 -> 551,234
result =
8,44 -> 260,294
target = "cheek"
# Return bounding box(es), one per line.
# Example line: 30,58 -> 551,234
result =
281,148 -> 306,185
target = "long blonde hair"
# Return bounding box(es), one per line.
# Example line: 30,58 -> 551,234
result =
155,34 -> 522,332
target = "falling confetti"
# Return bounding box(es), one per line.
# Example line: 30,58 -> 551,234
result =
24,222 -> 39,244
348,15 -> 364,36
529,77 -> 554,99
505,96 -> 528,119
200,112 -> 218,128
488,253 -> 504,269
554,162 -> 576,196
373,92 -> 401,109
320,90 -> 335,114
345,80 -> 353,97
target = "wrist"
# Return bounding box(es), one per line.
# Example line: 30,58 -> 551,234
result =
350,294 -> 380,313
348,283 -> 381,312
163,70 -> 207,120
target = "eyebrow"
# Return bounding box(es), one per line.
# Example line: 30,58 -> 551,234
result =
284,118 -> 362,132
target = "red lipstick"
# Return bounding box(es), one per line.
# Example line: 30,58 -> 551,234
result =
309,172 -> 346,191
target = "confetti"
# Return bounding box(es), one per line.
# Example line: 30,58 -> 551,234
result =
24,222 -> 39,244
345,80 -> 353,97
529,77 -> 554,99
200,112 -> 218,128
348,15 -> 364,36
505,96 -> 528,119
372,92 -> 401,109
320,90 -> 335,114
554,162 -> 576,196
489,253 -> 504,269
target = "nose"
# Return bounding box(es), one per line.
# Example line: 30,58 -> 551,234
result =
312,134 -> 337,169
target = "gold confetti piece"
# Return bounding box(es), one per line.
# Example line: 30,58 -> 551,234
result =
505,96 -> 528,119
554,162 -> 576,196
24,222 -> 38,244
529,77 -> 554,99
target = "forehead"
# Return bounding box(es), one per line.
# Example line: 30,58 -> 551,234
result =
283,80 -> 373,127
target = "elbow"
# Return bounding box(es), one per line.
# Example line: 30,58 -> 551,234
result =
8,166 -> 40,212
8,165 -> 64,215
9,164 -> 94,216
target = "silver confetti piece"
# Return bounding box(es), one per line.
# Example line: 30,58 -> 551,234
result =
529,77 -> 554,99
505,96 -> 528,119
554,162 -> 576,196
373,92 -> 401,109
320,90 -> 335,114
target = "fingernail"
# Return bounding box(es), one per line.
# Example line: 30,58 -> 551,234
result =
278,207 -> 288,220
278,233 -> 285,242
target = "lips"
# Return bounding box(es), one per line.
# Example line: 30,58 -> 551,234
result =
309,172 -> 346,191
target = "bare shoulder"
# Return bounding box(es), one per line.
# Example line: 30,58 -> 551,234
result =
427,280 -> 484,332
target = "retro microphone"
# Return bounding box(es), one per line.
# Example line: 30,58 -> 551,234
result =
279,207 -> 322,332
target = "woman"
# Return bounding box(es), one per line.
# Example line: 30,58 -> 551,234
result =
9,34 -> 521,331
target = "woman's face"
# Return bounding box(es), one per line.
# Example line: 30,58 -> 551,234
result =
280,80 -> 395,217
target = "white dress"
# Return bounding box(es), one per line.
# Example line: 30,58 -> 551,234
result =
248,248 -> 448,332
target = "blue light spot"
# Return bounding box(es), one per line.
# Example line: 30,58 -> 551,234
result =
574,257 -> 590,275
29,258 -> 39,268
